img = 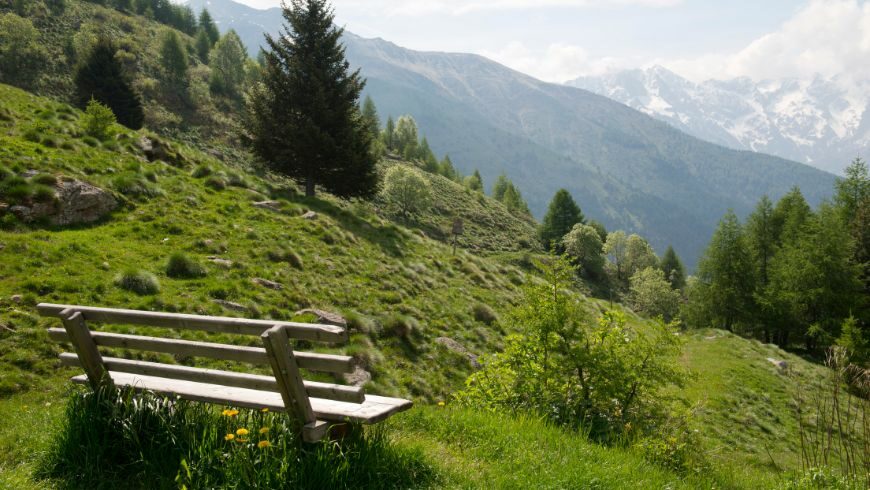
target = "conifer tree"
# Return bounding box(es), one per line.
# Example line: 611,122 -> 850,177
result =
418,137 -> 438,172
465,170 -> 484,192
74,36 -> 144,129
745,196 -> 776,288
159,30 -> 188,83
361,96 -> 380,138
198,8 -> 220,45
539,189 -> 584,251
659,245 -> 686,290
248,0 -> 378,198
383,115 -> 395,150
491,174 -> 510,201
439,155 -> 459,181
195,29 -> 212,63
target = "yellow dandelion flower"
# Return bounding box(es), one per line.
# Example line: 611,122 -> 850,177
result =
437,401 -> 445,407
258,440 -> 271,449
259,427 -> 270,435
261,408 -> 269,413
236,428 -> 249,436
224,433 -> 235,441
222,409 -> 239,417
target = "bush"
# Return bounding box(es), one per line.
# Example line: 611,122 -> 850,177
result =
381,165 -> 432,219
82,98 -> 116,140
165,253 -> 206,279
383,314 -> 419,339
472,303 -> 498,325
455,257 -> 685,440
114,269 -> 160,295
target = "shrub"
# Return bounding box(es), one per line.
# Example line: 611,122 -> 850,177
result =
472,303 -> 498,325
165,253 -> 206,279
82,98 -> 116,140
112,173 -> 160,198
381,166 -> 432,219
114,269 -> 160,295
191,164 -> 212,178
31,173 -> 58,186
383,314 -> 419,339
455,257 -> 685,440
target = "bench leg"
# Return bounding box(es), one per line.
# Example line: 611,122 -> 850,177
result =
327,422 -> 357,441
302,420 -> 329,443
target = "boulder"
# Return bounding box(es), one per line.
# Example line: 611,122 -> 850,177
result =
343,365 -> 372,387
435,337 -> 480,369
252,200 -> 282,212
301,210 -> 317,220
295,308 -> 347,328
252,277 -> 283,290
52,180 -> 117,225
767,358 -> 788,370
138,136 -> 185,166
207,256 -> 233,268
212,299 -> 248,312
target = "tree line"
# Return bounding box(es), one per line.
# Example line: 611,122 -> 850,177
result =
684,158 -> 868,358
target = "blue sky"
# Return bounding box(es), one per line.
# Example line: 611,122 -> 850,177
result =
226,1 -> 870,83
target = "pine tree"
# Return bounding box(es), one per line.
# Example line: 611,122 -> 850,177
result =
361,96 -> 380,139
835,158 -> 869,290
491,174 -> 510,201
502,183 -> 531,218
772,187 -> 812,244
439,155 -> 459,181
659,245 -> 686,290
209,30 -> 247,97
159,30 -> 188,83
539,189 -> 584,251
465,170 -> 483,192
745,196 -> 776,288
248,0 -> 378,198
418,137 -> 438,172
199,8 -> 220,45
383,115 -> 395,150
195,29 -> 212,63
74,36 -> 144,129
694,210 -> 755,332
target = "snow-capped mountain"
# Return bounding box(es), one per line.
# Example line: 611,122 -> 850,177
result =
568,66 -> 870,174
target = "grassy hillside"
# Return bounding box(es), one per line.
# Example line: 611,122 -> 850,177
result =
0,81 -> 858,488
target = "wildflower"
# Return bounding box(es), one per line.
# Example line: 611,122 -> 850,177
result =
222,409 -> 239,417
259,427 -> 270,435
258,440 -> 271,449
236,428 -> 250,436
261,408 -> 269,413
437,401 -> 445,407
224,433 -> 235,441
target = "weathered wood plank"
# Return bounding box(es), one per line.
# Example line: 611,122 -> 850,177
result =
70,372 -> 413,423
60,309 -> 112,390
48,328 -> 355,372
38,303 -> 347,342
263,326 -> 316,424
59,354 -> 365,403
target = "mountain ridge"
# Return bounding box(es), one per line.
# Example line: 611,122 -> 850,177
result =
186,0 -> 836,270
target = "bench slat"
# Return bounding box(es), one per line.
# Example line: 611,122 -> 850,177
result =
48,329 -> 354,373
59,353 -> 365,403
70,372 -> 413,423
38,303 -> 347,343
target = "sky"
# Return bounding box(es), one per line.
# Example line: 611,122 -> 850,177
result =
223,0 -> 870,83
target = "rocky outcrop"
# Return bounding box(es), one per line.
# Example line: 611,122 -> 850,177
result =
435,337 -> 480,369
137,136 -> 185,166
295,308 -> 347,328
252,277 -> 283,290
7,179 -> 117,226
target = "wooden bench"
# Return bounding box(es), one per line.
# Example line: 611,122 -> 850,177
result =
38,303 -> 412,442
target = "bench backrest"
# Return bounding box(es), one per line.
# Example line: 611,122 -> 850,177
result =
38,303 -> 361,438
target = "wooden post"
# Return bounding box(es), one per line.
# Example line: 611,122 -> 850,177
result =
262,325 -> 328,442
451,218 -> 463,255
60,308 -> 112,390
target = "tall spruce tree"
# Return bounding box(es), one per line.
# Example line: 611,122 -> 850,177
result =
492,174 -> 510,201
361,96 -> 380,139
659,245 -> 686,290
383,115 -> 395,150
198,9 -> 220,45
248,0 -> 378,198
74,36 -> 144,129
539,189 -> 585,251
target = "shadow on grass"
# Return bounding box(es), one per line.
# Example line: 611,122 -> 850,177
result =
37,387 -> 435,490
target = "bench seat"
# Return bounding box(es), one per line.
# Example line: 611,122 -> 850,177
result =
71,371 -> 413,424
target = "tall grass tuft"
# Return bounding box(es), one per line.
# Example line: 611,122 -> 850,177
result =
114,269 -> 160,295
166,252 -> 206,279
38,388 -> 435,489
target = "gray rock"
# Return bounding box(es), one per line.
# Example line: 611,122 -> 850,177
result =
52,180 -> 117,225
343,365 -> 372,387
295,308 -> 347,328
766,357 -> 788,370
207,256 -> 233,268
252,277 -> 283,290
10,294 -> 22,304
301,210 -> 317,220
435,337 -> 480,369
252,200 -> 282,212
212,299 -> 248,312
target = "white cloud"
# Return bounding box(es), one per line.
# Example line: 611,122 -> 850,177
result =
480,42 -> 630,82
334,0 -> 682,17
662,0 -> 870,82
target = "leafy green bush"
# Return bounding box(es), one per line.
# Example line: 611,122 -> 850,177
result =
82,98 -> 116,140
455,257 -> 685,440
114,269 -> 160,295
165,253 -> 206,279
